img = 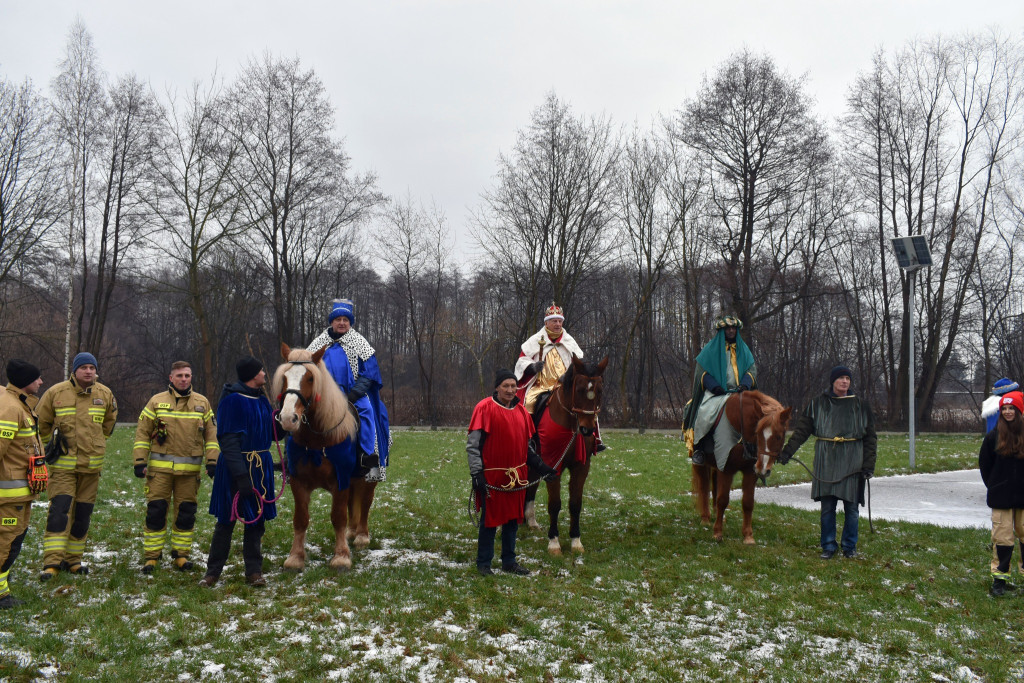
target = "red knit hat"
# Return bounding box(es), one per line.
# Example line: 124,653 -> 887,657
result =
1000,391 -> 1024,414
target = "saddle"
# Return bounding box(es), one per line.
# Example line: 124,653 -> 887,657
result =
531,391 -> 552,430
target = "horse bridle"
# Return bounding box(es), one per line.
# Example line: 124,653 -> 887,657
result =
557,374 -> 601,437
278,360 -> 318,414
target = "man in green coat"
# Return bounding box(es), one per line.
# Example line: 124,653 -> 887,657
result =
777,366 -> 877,559
681,315 -> 756,468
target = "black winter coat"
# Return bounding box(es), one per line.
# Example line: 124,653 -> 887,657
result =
978,429 -> 1024,509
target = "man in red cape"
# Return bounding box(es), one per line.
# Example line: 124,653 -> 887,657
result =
467,369 -> 556,576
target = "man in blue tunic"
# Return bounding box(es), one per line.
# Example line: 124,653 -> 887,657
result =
307,299 -> 390,482
199,356 -> 278,588
681,315 -> 757,468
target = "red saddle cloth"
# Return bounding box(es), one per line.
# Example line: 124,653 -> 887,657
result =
538,410 -> 586,474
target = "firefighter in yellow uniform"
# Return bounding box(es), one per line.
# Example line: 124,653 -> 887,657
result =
35,352 -> 117,580
0,360 -> 47,607
133,361 -> 218,573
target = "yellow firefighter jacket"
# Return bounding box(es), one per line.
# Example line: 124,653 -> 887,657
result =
0,383 -> 44,503
133,386 -> 218,474
36,377 -> 118,472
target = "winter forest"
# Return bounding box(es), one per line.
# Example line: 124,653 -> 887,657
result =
2,21 -> 1023,429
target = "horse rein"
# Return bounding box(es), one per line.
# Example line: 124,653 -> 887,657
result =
275,359 -> 349,436
230,409 -> 289,525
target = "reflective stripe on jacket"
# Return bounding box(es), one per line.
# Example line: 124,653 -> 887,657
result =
36,378 -> 118,472
133,387 -> 218,468
0,383 -> 43,503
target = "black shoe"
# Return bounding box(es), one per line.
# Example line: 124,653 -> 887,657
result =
246,573 -> 266,587
67,563 -> 89,576
39,567 -> 58,582
842,549 -> 859,559
199,575 -> 218,588
477,565 -> 494,576
820,549 -> 836,560
991,579 -> 1008,597
141,561 -> 157,575
0,595 -> 24,609
174,558 -> 194,571
691,451 -> 706,466
501,563 -> 531,576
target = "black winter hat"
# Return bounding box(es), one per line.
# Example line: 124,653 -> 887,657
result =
494,368 -> 517,388
6,359 -> 40,389
236,356 -> 264,383
829,365 -> 853,386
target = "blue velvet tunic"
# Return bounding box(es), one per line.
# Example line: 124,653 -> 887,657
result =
209,382 -> 279,524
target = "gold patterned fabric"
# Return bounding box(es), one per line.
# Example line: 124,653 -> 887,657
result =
524,348 -> 567,413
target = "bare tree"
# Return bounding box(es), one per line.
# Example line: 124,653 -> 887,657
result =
147,78 -> 247,397
474,92 -> 620,340
378,194 -> 453,427
51,18 -> 105,372
79,73 -> 159,352
225,53 -> 381,345
0,77 -> 63,287
676,50 -> 836,330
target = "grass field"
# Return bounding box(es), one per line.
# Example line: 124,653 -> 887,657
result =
0,428 -> 1013,682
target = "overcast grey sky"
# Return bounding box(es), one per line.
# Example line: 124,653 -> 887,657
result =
2,1 -> 1022,262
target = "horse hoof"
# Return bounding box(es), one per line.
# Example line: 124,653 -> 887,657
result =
329,556 -> 352,572
527,520 -> 542,531
548,538 -> 562,556
570,539 -> 584,554
353,534 -> 370,550
743,537 -> 756,546
712,534 -> 723,543
283,557 -> 305,572
346,529 -> 356,542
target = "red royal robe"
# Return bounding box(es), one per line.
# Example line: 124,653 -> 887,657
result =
468,396 -> 535,527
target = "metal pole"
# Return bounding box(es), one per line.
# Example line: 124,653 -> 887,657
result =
908,269 -> 916,470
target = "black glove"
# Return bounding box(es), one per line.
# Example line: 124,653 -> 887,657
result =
540,464 -> 558,481
776,450 -> 791,466
735,385 -> 747,393
709,385 -> 726,397
528,361 -> 544,376
206,463 -> 216,479
861,470 -> 873,480
234,475 -> 257,500
347,375 -> 373,403
472,472 -> 487,494
134,464 -> 147,479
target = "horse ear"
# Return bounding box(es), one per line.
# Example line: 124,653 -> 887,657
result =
571,354 -> 583,371
312,346 -> 326,365
597,356 -> 609,373
780,407 -> 792,422
280,342 -> 291,360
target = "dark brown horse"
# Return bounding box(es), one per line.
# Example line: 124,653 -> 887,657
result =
525,355 -> 608,555
691,390 -> 791,544
273,343 -> 375,571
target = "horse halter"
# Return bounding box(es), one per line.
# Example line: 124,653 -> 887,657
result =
278,360 -> 319,412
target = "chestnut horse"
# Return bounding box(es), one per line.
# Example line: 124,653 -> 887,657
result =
691,390 -> 791,544
273,343 -> 375,571
525,355 -> 608,555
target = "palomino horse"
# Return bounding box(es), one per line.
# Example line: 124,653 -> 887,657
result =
273,343 -> 375,571
691,390 -> 791,544
525,355 -> 609,555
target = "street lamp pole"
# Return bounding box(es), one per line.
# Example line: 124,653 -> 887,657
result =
891,236 -> 932,471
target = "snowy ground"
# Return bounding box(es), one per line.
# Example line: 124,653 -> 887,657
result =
738,469 -> 989,529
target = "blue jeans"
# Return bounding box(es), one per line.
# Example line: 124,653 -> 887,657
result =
820,496 -> 859,553
477,520 -> 519,569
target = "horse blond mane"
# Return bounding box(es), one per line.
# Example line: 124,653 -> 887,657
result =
754,392 -> 787,433
272,347 -> 357,442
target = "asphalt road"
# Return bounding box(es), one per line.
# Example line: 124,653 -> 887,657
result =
736,469 -> 989,529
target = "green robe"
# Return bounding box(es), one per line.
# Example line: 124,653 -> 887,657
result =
781,392 -> 877,503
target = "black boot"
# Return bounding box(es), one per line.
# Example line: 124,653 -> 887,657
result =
991,578 -> 1008,597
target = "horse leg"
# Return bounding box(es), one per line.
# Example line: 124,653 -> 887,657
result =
692,464 -> 712,525
524,481 -> 542,530
741,470 -> 756,545
328,487 -> 352,571
713,470 -> 735,542
284,482 -> 311,571
546,477 -> 563,555
347,478 -> 376,550
568,460 -> 591,553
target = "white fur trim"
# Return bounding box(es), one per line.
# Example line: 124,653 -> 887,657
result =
514,328 -> 584,389
982,394 -> 1001,419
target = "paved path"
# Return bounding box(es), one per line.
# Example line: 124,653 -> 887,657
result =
733,469 -> 989,529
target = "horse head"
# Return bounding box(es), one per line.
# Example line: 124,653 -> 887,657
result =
273,343 -> 329,434
751,397 -> 792,482
565,355 -> 608,436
